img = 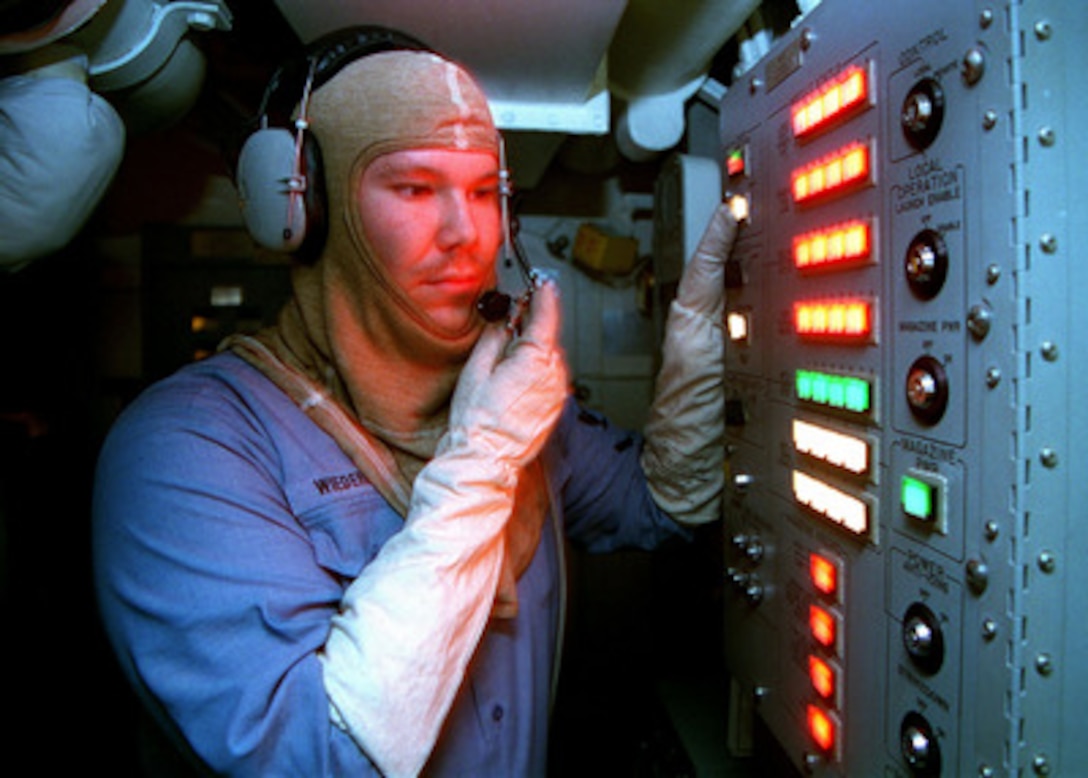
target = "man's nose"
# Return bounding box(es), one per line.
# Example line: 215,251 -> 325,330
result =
437,191 -> 478,249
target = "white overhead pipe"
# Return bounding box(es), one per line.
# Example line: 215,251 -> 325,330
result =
608,0 -> 760,161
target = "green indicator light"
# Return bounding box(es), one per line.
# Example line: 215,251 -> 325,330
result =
797,370 -> 814,401
796,369 -> 872,416
845,379 -> 870,413
827,377 -> 846,409
902,476 -> 934,520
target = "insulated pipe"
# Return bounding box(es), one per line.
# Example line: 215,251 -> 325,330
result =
608,0 -> 759,160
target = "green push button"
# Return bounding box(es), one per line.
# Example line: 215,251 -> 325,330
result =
901,475 -> 935,521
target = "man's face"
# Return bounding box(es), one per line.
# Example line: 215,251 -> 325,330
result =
356,148 -> 503,334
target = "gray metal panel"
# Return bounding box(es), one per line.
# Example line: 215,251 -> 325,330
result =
1015,1 -> 1088,775
716,0 -> 1087,774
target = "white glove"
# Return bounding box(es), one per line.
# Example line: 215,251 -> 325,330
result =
641,203 -> 740,525
443,279 -> 569,466
321,281 -> 568,777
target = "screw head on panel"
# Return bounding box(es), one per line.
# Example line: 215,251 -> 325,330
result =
966,560 -> 989,594
967,304 -> 992,340
962,47 -> 986,85
1035,654 -> 1054,676
1032,754 -> 1051,775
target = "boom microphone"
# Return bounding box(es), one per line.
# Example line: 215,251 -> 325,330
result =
476,290 -> 512,323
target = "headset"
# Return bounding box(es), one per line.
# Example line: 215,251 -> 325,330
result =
234,25 -> 432,262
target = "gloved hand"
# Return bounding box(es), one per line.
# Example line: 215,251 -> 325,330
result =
641,202 -> 740,525
674,201 -> 740,318
442,278 -> 569,467
321,280 -> 569,778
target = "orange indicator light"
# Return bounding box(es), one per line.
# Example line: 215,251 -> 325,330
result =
809,655 -> 837,701
792,142 -> 872,205
794,298 -> 873,341
794,220 -> 872,271
792,65 -> 870,139
809,603 -> 838,649
807,704 -> 838,753
809,553 -> 839,599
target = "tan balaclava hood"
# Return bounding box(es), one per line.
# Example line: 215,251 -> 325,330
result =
226,49 -> 547,616
262,49 -> 500,459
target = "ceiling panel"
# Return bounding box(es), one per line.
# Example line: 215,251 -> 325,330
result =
273,0 -> 626,107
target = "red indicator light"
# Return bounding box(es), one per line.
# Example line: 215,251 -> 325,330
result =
794,298 -> 873,341
810,553 -> 839,598
791,142 -> 872,205
727,147 -> 747,177
793,220 -> 872,271
807,704 -> 837,753
792,64 -> 870,139
809,655 -> 837,701
809,604 -> 837,649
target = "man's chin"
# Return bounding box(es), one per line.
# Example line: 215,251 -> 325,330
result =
428,306 -> 487,340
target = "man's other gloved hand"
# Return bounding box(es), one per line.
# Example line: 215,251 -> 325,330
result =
674,201 -> 740,319
443,279 -> 569,468
641,202 -> 740,526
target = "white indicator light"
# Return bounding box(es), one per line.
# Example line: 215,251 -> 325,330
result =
727,311 -> 750,343
728,193 -> 750,223
792,470 -> 871,537
792,419 -> 870,476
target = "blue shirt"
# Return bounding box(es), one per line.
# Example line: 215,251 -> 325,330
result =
92,351 -> 685,776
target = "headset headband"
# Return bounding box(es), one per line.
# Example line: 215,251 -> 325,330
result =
258,26 -> 432,125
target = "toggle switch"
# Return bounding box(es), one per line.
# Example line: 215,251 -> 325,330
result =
905,356 -> 948,425
902,602 -> 945,674
901,78 -> 945,150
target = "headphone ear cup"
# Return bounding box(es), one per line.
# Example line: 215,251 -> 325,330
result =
236,127 -> 309,253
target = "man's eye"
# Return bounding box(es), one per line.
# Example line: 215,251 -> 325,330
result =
471,186 -> 500,201
394,184 -> 432,198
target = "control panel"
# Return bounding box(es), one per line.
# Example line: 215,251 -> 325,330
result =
718,1 -> 1087,775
